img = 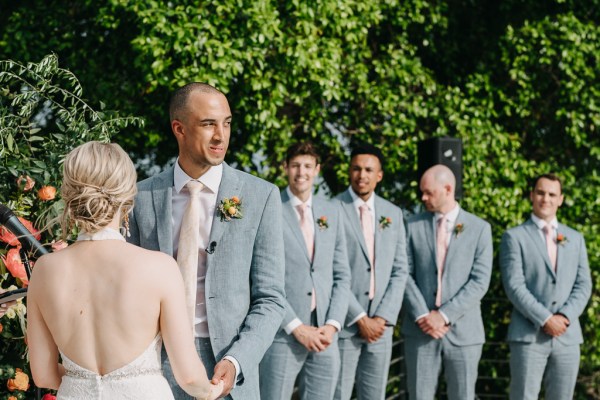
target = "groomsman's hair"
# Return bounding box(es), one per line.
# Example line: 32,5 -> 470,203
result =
531,173 -> 562,193
169,82 -> 226,122
285,142 -> 320,165
350,143 -> 385,169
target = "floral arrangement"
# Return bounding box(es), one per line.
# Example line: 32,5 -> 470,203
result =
0,54 -> 142,399
316,216 -> 328,230
454,223 -> 464,237
379,216 -> 392,230
218,196 -> 243,221
556,233 -> 567,245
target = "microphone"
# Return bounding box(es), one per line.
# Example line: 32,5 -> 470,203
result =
0,204 -> 49,258
205,241 -> 217,254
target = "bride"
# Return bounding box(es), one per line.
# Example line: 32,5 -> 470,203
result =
27,141 -> 223,399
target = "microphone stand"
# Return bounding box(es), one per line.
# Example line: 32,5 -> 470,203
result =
18,250 -> 41,400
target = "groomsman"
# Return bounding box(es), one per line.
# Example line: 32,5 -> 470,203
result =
402,164 -> 493,400
500,173 -> 591,400
334,144 -> 408,400
260,142 -> 351,400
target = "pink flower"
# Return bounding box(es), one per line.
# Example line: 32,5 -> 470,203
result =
16,175 -> 36,191
42,394 -> 57,400
51,240 -> 68,252
0,217 -> 41,246
1,247 -> 29,286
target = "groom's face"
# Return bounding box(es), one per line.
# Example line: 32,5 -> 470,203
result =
172,91 -> 232,178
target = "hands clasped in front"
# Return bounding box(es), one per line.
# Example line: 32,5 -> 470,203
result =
293,324 -> 337,352
543,314 -> 570,337
357,316 -> 387,343
417,310 -> 450,339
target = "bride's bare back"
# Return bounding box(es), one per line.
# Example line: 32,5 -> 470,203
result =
27,237 -> 220,398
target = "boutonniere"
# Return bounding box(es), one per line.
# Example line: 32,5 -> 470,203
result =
556,233 -> 568,245
379,216 -> 392,230
316,216 -> 329,230
454,223 -> 464,237
218,196 -> 243,221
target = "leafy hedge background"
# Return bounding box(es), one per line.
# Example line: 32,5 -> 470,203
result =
0,1 -> 598,398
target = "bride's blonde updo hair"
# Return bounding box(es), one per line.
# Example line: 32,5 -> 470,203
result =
59,141 -> 137,237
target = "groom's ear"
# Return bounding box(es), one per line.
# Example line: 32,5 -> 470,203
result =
172,119 -> 185,140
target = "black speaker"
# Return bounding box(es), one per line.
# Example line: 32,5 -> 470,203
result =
417,137 -> 463,199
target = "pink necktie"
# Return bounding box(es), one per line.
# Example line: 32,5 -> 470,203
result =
543,224 -> 557,272
359,204 -> 375,300
435,216 -> 448,307
297,203 -> 316,311
177,180 -> 204,328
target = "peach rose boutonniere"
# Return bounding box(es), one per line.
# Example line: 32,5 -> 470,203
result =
454,223 -> 465,237
7,368 -> 30,391
218,196 -> 243,222
379,216 -> 392,230
316,216 -> 329,230
556,233 -> 568,246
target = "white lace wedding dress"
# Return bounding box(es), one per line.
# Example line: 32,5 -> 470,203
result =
57,331 -> 174,399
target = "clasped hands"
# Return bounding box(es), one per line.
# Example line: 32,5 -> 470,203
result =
417,310 -> 449,339
543,314 -> 570,337
293,324 -> 338,352
357,316 -> 387,343
205,359 -> 233,399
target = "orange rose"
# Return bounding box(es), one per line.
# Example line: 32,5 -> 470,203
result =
227,206 -> 237,215
16,175 -> 35,192
38,185 -> 57,201
321,216 -> 327,221
0,323 -> 3,333
7,368 -> 29,391
1,247 -> 29,286
0,217 -> 41,246
231,196 -> 240,204
8,396 -> 17,400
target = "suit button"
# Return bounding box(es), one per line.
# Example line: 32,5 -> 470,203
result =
434,269 -> 438,275
552,301 -> 557,305
552,280 -> 556,284
364,292 -> 369,296
367,268 -> 371,272
311,268 -> 315,273
307,292 -> 312,296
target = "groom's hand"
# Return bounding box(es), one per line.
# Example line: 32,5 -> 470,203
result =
292,324 -> 327,352
212,360 -> 235,397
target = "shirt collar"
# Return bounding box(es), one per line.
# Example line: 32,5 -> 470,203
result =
174,159 -> 223,194
531,213 -> 558,230
286,186 -> 313,208
435,203 -> 460,223
348,186 -> 375,211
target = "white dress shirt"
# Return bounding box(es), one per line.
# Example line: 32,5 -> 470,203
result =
283,187 -> 342,334
347,187 -> 376,326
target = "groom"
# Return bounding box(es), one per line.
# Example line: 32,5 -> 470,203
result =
128,82 -> 286,399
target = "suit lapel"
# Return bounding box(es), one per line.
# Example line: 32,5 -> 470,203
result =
556,223 -> 567,276
311,198 -> 325,263
281,190 -> 312,263
152,167 -> 174,255
374,196 -> 384,265
524,219 -> 556,277
340,190 -> 370,262
443,210 -> 465,269
425,213 -> 436,260
208,164 -> 243,247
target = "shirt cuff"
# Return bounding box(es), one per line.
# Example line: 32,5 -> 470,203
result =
348,312 -> 367,327
325,319 -> 341,332
439,310 -> 450,325
415,313 -> 429,322
284,318 -> 302,334
222,356 -> 241,386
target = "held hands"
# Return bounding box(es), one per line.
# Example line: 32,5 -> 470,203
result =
356,316 -> 387,343
211,360 -> 235,398
292,324 -> 332,352
417,310 -> 449,339
543,314 -> 570,337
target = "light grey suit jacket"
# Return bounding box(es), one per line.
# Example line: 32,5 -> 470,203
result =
335,189 -> 409,339
128,163 -> 286,400
276,191 -> 351,340
402,209 -> 493,346
500,218 -> 591,345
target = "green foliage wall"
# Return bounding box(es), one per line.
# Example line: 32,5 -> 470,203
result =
0,0 -> 598,398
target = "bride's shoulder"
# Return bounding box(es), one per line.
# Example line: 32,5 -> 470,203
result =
126,245 -> 179,275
